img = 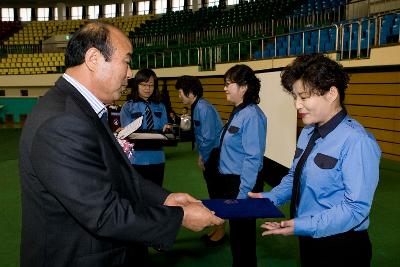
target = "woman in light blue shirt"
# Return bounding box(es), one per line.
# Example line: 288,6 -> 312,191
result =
249,54 -> 381,266
175,75 -> 225,246
120,69 -> 169,186
219,65 -> 267,267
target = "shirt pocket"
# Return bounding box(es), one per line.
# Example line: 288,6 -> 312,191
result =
314,153 -> 338,169
154,111 -> 162,118
194,120 -> 201,126
228,125 -> 240,134
131,112 -> 142,120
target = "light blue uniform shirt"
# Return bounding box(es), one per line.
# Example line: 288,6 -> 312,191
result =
120,100 -> 168,165
219,104 -> 267,199
192,98 -> 223,162
262,112 -> 381,238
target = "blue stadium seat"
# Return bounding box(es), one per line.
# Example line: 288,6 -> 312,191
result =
253,50 -> 262,60
361,19 -> 375,49
380,14 -> 395,44
263,43 -> 275,58
289,34 -> 301,55
278,47 -> 287,57
305,44 -> 316,54
390,16 -> 399,41
392,24 -> 399,36
324,41 -> 335,51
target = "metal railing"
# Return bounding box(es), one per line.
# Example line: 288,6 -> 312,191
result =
131,11 -> 399,69
1,12 -> 398,72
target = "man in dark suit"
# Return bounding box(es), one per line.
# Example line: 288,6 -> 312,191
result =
19,22 -> 223,267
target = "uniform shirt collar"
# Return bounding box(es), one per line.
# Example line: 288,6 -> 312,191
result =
191,96 -> 200,111
137,97 -> 151,104
315,109 -> 347,138
63,73 -> 106,118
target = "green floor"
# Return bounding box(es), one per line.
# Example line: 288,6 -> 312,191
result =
0,128 -> 398,266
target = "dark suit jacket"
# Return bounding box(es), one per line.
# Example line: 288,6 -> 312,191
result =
19,77 -> 184,267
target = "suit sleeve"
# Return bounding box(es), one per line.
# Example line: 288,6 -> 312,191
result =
30,114 -> 183,250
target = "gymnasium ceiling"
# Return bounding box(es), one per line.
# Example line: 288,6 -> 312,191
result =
1,0 -> 123,8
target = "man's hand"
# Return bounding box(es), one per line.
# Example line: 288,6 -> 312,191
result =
164,193 -> 200,207
198,155 -> 205,171
261,219 -> 294,236
182,202 -> 224,232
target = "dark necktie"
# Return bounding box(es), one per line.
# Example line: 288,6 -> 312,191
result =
145,103 -> 154,130
290,129 -> 321,218
218,103 -> 247,147
190,98 -> 200,150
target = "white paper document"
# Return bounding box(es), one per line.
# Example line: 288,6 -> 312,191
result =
117,116 -> 143,139
128,133 -> 168,140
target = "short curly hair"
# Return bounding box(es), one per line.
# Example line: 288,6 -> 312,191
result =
224,64 -> 260,104
281,53 -> 349,104
175,75 -> 203,98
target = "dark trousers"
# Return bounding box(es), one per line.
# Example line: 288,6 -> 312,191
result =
217,173 -> 264,267
121,243 -> 149,267
126,164 -> 164,266
203,170 -> 222,199
133,163 -> 165,187
299,230 -> 372,267
204,148 -> 223,199
229,218 -> 257,267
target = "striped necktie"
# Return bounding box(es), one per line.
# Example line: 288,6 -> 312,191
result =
145,102 -> 154,130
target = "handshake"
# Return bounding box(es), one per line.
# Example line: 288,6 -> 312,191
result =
164,193 -> 224,231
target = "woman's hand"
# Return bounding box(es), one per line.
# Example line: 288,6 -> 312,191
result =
198,155 -> 205,171
261,219 -> 294,236
114,127 -> 123,133
163,124 -> 172,133
248,192 -> 263,198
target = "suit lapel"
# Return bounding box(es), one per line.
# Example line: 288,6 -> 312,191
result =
100,118 -> 134,167
56,77 -> 142,199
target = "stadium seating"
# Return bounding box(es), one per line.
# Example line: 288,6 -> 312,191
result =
0,52 -> 64,75
0,21 -> 22,42
0,1 -> 399,73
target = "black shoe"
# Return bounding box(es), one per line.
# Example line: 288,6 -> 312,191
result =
203,235 -> 226,247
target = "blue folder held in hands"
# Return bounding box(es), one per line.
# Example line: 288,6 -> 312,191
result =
202,198 -> 285,219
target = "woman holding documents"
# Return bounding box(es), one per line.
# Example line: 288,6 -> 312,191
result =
249,54 -> 381,266
218,64 -> 267,267
120,68 -> 169,186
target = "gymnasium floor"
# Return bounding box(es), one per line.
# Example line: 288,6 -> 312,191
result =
0,128 -> 398,266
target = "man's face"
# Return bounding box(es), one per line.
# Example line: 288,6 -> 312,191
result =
95,28 -> 133,104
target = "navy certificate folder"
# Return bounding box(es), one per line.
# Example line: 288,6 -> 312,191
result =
202,198 -> 284,219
